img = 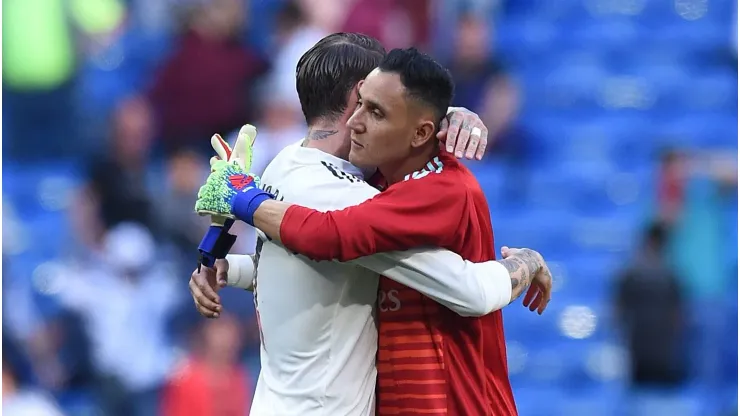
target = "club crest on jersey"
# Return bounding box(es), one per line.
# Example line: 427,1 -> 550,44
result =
229,174 -> 254,190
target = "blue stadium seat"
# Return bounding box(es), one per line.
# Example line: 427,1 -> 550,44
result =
513,386 -> 623,416
626,386 -> 714,416
654,113 -> 738,148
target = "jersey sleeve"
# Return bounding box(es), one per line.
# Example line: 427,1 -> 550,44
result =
225,254 -> 256,291
351,250 -> 512,316
279,176 -> 467,261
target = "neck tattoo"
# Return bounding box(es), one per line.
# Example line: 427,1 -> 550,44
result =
308,129 -> 338,140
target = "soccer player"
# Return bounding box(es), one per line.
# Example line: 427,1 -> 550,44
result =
191,34 -> 542,416
195,48 -> 553,415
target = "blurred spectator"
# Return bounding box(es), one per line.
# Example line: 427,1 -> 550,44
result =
161,313 -> 252,416
3,0 -> 77,159
448,14 -> 520,148
1,0 -> 737,412
149,0 -> 268,154
157,148 -> 210,272
2,256 -> 93,396
447,13 -> 531,203
82,95 -> 156,242
55,223 -> 183,416
265,0 -> 326,121
3,357 -> 64,416
3,0 -> 127,159
658,149 -> 736,301
614,222 -> 687,388
19,309 -> 95,397
339,0 -> 426,49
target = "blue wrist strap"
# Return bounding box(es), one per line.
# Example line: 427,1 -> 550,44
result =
232,188 -> 275,226
198,219 -> 237,268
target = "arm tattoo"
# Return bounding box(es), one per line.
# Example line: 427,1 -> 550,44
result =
308,129 -> 338,140
498,249 -> 541,300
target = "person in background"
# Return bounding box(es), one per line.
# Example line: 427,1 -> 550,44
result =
161,313 -> 252,416
82,95 -> 156,239
264,0 -> 326,122
446,12 -> 532,204
158,147 -> 211,274
448,13 -> 522,155
614,221 -> 687,387
339,0 -> 427,49
2,0 -> 126,159
149,0 -> 268,154
55,223 -> 183,416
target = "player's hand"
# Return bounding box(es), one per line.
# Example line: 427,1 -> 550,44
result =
190,259 -> 230,318
437,107 -> 488,161
209,124 -> 257,172
194,159 -> 262,218
200,124 -> 258,217
501,246 -> 552,315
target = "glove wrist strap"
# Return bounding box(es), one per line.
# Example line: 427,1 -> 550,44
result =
232,188 -> 275,226
198,222 -> 237,268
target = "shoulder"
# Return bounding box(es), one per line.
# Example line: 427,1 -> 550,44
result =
391,154 -> 476,200
263,150 -> 379,210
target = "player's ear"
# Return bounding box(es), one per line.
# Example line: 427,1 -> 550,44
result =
345,81 -> 363,117
410,120 -> 436,148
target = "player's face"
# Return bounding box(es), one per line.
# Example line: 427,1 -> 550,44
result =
347,69 -> 417,170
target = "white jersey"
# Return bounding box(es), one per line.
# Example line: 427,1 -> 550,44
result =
248,141 -> 510,416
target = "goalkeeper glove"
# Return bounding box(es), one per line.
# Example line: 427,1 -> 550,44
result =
196,125 -> 270,267
195,159 -> 274,224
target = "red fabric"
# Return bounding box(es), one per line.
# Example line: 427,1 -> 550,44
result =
280,151 -> 517,415
149,32 -> 267,146
160,358 -> 252,416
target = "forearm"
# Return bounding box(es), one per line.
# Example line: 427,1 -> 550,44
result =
251,200 -> 291,243
277,205 -> 379,262
252,183 -> 462,262
497,249 -> 541,302
353,250 -> 511,316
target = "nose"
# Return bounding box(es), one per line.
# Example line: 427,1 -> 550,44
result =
347,111 -> 365,134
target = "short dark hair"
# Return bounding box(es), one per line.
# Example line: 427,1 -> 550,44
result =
377,48 -> 454,123
296,33 -> 386,125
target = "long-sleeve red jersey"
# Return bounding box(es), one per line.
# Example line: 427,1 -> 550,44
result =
279,151 -> 517,416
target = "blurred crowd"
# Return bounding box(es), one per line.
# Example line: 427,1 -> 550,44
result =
2,0 -> 738,415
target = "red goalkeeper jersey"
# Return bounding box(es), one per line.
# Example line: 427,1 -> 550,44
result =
279,151 -> 517,416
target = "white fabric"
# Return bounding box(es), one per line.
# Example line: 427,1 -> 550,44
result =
355,251 -> 512,316
247,141 -> 510,416
225,254 -> 255,290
